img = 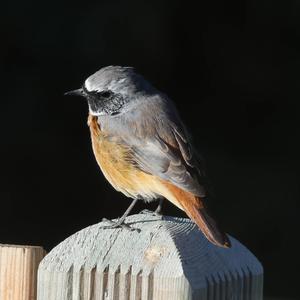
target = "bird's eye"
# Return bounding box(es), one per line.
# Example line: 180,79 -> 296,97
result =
99,91 -> 112,98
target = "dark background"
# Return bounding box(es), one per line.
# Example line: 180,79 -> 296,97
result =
1,0 -> 299,298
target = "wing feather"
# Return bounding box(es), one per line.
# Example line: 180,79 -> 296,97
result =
127,118 -> 206,197
98,97 -> 207,197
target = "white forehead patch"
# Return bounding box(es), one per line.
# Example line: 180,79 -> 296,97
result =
85,76 -> 128,93
84,78 -> 98,92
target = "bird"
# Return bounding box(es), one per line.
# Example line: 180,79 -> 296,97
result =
65,66 -> 231,248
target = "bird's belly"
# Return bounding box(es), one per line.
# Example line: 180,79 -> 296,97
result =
88,116 -> 157,200
94,139 -> 162,200
88,115 -> 183,208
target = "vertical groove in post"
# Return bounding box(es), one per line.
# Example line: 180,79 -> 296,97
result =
247,266 -> 253,300
120,266 -> 132,300
88,266 -> 97,300
135,270 -> 142,300
102,265 -> 109,300
66,265 -> 74,300
111,265 -> 120,300
242,267 -> 249,300
146,270 -> 154,300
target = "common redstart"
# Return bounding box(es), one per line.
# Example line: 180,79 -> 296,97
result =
65,66 -> 230,248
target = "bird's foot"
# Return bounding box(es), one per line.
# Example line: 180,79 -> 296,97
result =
139,209 -> 154,215
140,199 -> 164,217
101,218 -> 141,232
139,209 -> 163,218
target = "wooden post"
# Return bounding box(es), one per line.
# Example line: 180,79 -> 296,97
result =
37,213 -> 263,300
0,244 -> 46,300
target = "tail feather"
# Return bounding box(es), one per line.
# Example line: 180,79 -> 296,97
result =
181,198 -> 231,248
163,181 -> 231,248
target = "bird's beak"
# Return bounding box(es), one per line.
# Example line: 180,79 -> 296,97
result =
64,88 -> 85,97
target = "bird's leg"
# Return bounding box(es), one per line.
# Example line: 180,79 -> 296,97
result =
154,198 -> 164,215
140,198 -> 164,217
102,198 -> 140,231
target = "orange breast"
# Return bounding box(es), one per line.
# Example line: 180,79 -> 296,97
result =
87,115 -> 184,209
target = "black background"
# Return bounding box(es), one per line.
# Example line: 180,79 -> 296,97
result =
1,0 -> 299,298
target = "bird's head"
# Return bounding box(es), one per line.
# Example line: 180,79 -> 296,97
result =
65,66 -> 155,116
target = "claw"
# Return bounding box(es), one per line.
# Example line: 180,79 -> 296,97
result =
101,218 -> 141,232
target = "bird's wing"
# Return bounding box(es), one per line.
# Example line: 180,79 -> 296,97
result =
120,108 -> 207,197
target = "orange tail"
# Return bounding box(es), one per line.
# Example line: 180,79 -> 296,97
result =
164,182 -> 231,248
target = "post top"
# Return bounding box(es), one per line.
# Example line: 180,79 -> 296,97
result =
39,212 -> 262,290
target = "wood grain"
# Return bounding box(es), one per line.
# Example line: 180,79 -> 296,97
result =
0,244 -> 46,300
37,213 -> 263,300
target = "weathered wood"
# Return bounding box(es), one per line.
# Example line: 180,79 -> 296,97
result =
0,244 -> 46,300
37,213 -> 263,300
